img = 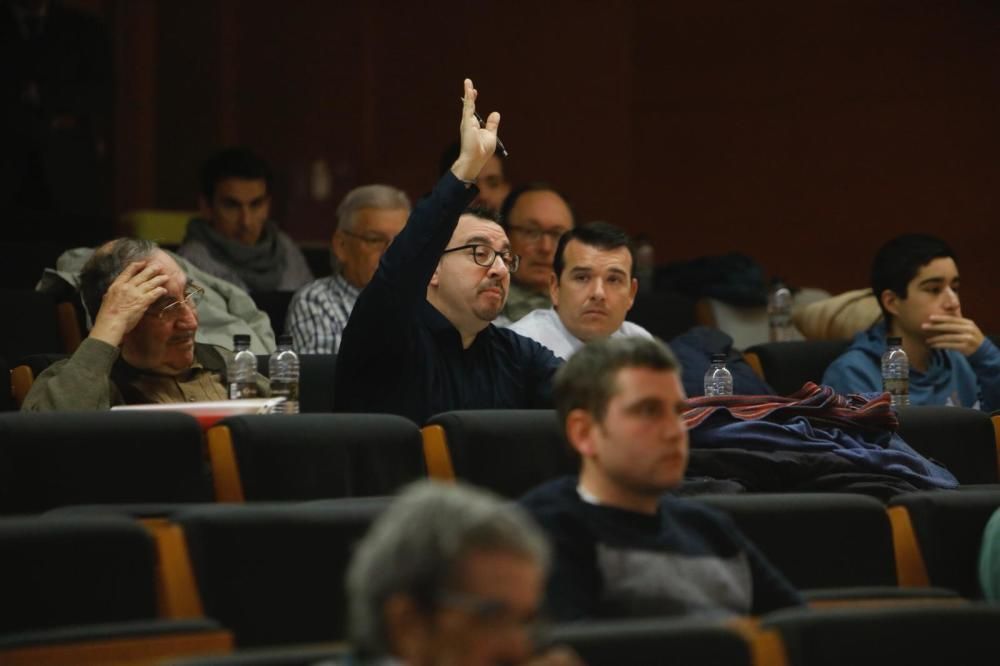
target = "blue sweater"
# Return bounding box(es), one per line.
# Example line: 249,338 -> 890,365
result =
822,322 -> 1000,412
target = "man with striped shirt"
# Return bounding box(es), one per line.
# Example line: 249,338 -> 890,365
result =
286,184 -> 410,353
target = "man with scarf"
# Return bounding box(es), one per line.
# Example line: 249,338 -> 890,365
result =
178,147 -> 313,293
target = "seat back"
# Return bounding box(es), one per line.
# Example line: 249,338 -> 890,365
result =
9,353 -> 68,409
693,493 -> 898,590
895,406 -> 999,485
423,410 -> 575,498
743,340 -> 850,396
176,499 -> 392,647
208,413 -> 425,502
250,291 -> 296,339
0,289 -> 69,359
761,604 -> 1000,666
625,290 -> 696,342
0,515 -> 159,633
888,489 -> 1000,599
543,616 -> 758,666
0,412 -> 213,514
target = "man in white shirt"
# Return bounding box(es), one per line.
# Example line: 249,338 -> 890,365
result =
508,222 -> 651,359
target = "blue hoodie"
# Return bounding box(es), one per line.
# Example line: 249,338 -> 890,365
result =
822,321 -> 1000,412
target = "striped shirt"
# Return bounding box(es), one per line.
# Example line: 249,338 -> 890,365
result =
286,273 -> 361,354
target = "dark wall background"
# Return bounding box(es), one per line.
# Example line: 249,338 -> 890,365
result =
96,0 -> 999,332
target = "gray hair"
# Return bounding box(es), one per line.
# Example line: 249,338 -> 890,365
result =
554,336 -> 681,427
346,480 -> 550,655
336,184 -> 411,233
79,238 -> 159,321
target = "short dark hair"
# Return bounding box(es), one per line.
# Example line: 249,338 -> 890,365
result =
498,182 -> 575,231
871,233 -> 956,327
200,147 -> 273,201
553,221 -> 636,282
461,205 -> 502,226
80,238 -> 158,320
554,336 -> 680,429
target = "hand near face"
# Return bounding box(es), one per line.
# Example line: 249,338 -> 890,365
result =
922,314 -> 985,357
451,78 -> 500,183
89,260 -> 169,347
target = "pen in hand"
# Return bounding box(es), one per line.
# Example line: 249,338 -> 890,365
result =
462,98 -> 509,157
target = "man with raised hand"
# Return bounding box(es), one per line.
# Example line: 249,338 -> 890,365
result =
333,79 -> 560,425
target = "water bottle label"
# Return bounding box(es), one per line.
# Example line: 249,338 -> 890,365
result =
229,382 -> 259,400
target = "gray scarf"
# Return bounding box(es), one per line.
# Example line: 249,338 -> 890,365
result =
183,217 -> 286,291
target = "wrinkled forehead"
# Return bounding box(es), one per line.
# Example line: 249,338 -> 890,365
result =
153,250 -> 189,294
450,214 -> 510,250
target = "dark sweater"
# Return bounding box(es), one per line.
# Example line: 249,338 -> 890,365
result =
521,477 -> 803,621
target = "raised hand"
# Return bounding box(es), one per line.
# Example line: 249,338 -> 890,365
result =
922,313 -> 985,357
89,260 -> 169,347
451,77 -> 500,183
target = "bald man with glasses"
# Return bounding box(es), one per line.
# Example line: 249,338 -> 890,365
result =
22,238 -> 267,411
334,79 -> 561,425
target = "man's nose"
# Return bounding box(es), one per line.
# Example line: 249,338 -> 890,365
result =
487,254 -> 510,277
175,303 -> 198,328
943,287 -> 960,309
590,278 -> 607,301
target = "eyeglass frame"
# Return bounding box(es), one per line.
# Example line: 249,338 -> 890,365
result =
434,591 -> 546,637
147,283 -> 205,321
441,243 -> 520,273
506,224 -> 570,244
340,228 -> 395,251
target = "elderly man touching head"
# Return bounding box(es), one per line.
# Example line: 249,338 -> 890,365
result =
509,222 -> 651,359
22,238 -> 266,411
334,79 -> 561,425
286,184 -> 410,353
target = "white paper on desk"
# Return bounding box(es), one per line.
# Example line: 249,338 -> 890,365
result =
110,397 -> 286,417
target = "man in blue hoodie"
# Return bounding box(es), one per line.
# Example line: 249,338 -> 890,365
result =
823,234 -> 1000,411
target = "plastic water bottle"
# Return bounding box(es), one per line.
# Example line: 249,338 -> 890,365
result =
228,334 -> 259,400
703,353 -> 734,397
768,280 -> 794,342
881,336 -> 910,407
268,334 -> 300,414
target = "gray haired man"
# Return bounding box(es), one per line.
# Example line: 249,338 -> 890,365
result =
285,184 -> 411,353
345,480 -> 581,666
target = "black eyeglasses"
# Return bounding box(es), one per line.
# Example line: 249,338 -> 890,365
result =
441,244 -> 520,273
507,224 -> 569,244
340,229 -> 394,251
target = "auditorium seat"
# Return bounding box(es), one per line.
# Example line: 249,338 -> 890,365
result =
543,616 -> 763,666
625,290 -> 696,342
888,488 -> 1000,598
760,604 -> 1000,666
694,492 -> 957,602
0,514 -> 232,664
256,353 -> 337,413
0,411 -> 212,514
175,499 -> 391,647
249,291 -> 296,338
9,352 -> 68,409
205,413 -> 425,502
422,410 -> 575,498
0,289 -> 80,359
895,406 -> 1000,485
742,340 -> 850,396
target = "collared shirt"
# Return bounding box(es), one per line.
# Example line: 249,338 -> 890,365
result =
286,273 -> 361,354
508,307 -> 653,360
333,172 -> 562,425
501,281 -> 553,324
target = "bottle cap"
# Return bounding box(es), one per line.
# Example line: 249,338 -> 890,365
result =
277,334 -> 293,347
887,336 -> 902,346
711,352 -> 726,362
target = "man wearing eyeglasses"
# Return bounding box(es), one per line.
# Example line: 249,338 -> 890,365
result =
497,184 -> 575,324
286,184 -> 411,353
334,79 -> 561,425
22,238 -> 266,410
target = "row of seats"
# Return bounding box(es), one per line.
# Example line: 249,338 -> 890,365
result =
4,495 -> 1000,664
7,407 -> 995,515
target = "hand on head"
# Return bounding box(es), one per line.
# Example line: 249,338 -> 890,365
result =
922,314 -> 985,357
89,260 -> 169,347
451,78 -> 500,183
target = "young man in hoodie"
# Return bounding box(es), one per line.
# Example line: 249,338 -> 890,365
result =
823,233 -> 1000,411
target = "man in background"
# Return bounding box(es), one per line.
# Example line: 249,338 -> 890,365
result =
178,146 -> 313,293
286,184 -> 410,353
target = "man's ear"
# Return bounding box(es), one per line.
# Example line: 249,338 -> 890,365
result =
549,272 -> 560,308
332,230 -> 347,263
383,594 -> 428,663
565,408 -> 598,458
626,277 -> 638,310
429,263 -> 442,288
880,288 -> 901,317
